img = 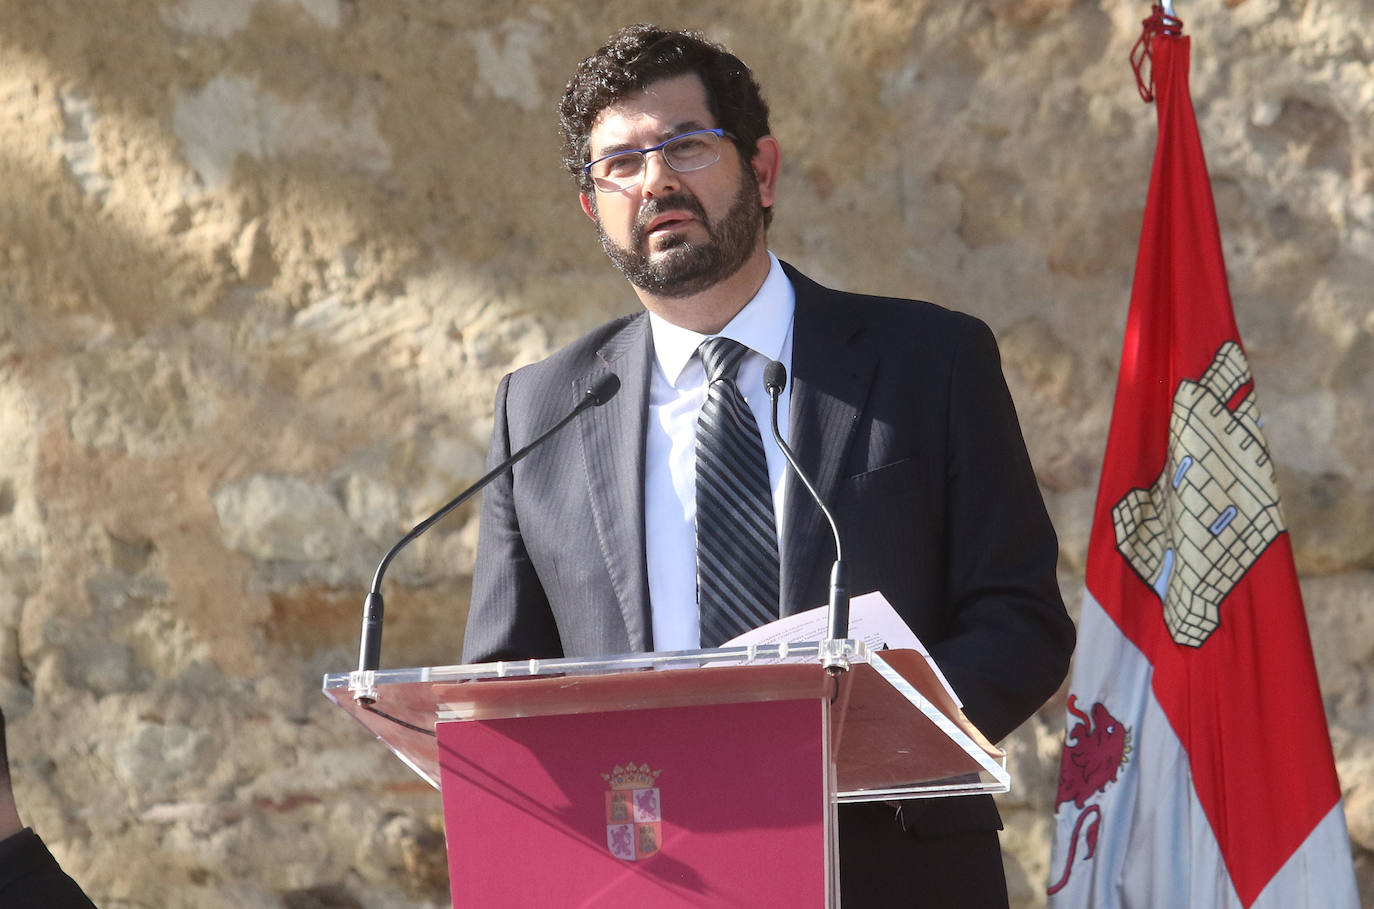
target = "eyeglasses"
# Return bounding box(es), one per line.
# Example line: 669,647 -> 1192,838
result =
583,128 -> 735,192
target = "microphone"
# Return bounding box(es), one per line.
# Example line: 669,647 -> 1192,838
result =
354,373 -> 621,698
763,362 -> 850,653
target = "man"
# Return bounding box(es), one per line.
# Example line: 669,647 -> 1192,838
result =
462,24 -> 1075,906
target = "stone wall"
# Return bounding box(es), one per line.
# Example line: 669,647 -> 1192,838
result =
0,1 -> 1369,906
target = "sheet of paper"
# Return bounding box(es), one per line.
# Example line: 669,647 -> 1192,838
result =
723,590 -> 963,707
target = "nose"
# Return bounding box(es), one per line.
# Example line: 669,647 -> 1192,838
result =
639,148 -> 679,197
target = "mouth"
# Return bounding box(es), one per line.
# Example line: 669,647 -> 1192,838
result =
644,211 -> 697,235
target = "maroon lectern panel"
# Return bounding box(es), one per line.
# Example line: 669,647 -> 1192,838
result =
438,697 -> 829,907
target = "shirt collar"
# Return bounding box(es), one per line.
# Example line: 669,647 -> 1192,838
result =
649,252 -> 796,386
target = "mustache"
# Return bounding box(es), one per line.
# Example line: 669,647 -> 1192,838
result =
632,193 -> 709,241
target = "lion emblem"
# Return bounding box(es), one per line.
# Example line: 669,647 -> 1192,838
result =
1048,695 -> 1132,895
1055,695 -> 1131,810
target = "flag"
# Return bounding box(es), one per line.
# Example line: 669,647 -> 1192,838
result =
1046,10 -> 1358,908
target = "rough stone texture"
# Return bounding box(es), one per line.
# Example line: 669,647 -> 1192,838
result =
0,1 -> 1369,906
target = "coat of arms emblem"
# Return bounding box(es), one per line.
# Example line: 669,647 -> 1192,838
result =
602,762 -> 662,861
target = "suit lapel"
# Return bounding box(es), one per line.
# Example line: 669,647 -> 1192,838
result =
571,265 -> 874,641
779,264 -> 876,616
577,314 -> 654,651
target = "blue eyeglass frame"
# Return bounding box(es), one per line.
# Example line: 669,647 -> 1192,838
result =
582,128 -> 736,184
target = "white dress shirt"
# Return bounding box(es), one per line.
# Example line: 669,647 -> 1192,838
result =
645,253 -> 795,651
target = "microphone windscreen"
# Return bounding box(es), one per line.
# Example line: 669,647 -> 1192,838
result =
587,373 -> 621,405
764,360 -> 788,394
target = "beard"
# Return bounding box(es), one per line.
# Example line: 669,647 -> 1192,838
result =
593,174 -> 765,299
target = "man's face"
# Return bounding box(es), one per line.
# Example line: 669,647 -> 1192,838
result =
581,73 -> 768,298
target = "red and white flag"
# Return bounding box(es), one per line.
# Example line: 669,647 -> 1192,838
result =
1047,10 -> 1357,908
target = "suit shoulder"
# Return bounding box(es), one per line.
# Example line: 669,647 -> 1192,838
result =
506,310 -> 645,391
843,289 -> 988,337
786,263 -> 992,349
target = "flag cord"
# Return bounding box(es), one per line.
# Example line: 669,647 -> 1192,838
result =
1130,4 -> 1185,103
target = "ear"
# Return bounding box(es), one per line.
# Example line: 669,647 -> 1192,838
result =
579,192 -> 597,221
749,136 -> 781,209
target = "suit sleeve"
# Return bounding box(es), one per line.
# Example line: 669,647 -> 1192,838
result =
461,373 -> 564,663
927,318 -> 1075,744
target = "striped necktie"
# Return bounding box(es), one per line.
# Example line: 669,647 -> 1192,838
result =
695,337 -> 781,648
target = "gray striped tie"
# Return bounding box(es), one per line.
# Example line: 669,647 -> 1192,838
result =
695,337 -> 780,648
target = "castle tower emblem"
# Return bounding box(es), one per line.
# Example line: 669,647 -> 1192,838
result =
1112,342 -> 1285,646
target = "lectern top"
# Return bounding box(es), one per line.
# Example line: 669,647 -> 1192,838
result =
322,641 -> 1008,801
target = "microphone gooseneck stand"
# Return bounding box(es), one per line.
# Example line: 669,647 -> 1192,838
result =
353,374 -> 621,703
763,361 -> 850,673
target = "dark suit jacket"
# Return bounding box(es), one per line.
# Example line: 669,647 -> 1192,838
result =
463,262 -> 1075,901
0,829 -> 98,909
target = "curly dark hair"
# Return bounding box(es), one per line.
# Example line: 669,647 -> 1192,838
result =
559,24 -> 773,220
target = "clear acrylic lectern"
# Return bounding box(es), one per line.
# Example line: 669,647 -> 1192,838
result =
323,641 -> 1008,906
